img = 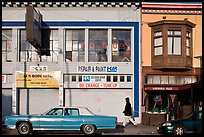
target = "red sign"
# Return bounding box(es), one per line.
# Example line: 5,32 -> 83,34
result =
90,43 -> 94,49
145,85 -> 191,91
2,75 -> 6,83
102,42 -> 106,49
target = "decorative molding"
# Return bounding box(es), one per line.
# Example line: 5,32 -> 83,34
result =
142,9 -> 202,15
2,2 -> 140,8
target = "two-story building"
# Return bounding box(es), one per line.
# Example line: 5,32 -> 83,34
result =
2,2 -> 141,123
141,2 -> 202,125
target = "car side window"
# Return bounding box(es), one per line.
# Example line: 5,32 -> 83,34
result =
192,112 -> 202,120
65,108 -> 79,116
46,108 -> 63,116
64,108 -> 70,116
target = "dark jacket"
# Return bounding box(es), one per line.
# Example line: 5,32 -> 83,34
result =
123,101 -> 132,116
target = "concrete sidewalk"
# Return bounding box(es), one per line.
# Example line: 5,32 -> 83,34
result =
103,124 -> 160,135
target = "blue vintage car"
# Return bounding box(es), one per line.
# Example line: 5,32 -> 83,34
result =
4,106 -> 118,135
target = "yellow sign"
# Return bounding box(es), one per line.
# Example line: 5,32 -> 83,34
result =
15,71 -> 61,88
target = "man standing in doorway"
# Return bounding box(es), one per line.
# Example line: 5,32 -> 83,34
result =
122,97 -> 137,127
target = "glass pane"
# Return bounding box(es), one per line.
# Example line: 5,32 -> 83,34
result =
72,51 -> 78,62
154,31 -> 162,37
79,51 -> 85,62
186,48 -> 190,56
127,76 -> 131,82
65,51 -> 72,62
152,76 -> 160,84
66,41 -> 72,51
186,39 -> 190,47
174,37 -> 181,55
66,30 -> 72,40
155,47 -> 162,55
107,76 -> 111,82
168,31 -> 173,35
64,75 -> 69,83
120,76 -> 125,82
161,76 -> 168,84
41,55 -> 48,62
52,30 -> 58,40
186,32 -> 191,37
2,41 -> 6,51
7,41 -> 12,51
154,37 -> 162,46
79,41 -> 85,51
169,76 -> 176,84
73,41 -> 78,51
72,76 -> 76,82
112,29 -> 131,62
2,52 -> 6,62
53,41 -> 58,50
174,31 -> 181,35
168,37 -> 173,54
53,51 -> 58,62
89,29 -> 108,62
113,76 -> 118,82
88,51 -> 97,62
147,75 -> 153,84
177,77 -> 184,84
20,52 -> 26,62
78,30 -> 85,40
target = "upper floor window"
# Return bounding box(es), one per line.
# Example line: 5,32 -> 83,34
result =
19,29 -> 40,62
19,29 -> 59,62
154,31 -> 163,56
112,29 -> 131,62
2,29 -> 12,62
88,29 -> 108,62
65,29 -> 85,62
41,29 -> 59,62
168,30 -> 182,55
186,31 -> 191,56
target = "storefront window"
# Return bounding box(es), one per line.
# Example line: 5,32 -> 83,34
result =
145,94 -> 170,113
65,29 -> 85,62
112,29 -> 131,62
2,29 -> 12,62
88,29 -> 107,62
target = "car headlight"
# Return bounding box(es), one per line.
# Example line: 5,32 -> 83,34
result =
162,122 -> 171,126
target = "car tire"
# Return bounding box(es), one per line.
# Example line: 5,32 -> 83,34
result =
82,124 -> 96,135
17,122 -> 31,135
173,125 -> 185,135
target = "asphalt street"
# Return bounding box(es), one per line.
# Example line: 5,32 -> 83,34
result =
2,124 -> 160,135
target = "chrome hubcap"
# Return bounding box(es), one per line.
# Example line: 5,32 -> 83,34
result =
175,127 -> 183,135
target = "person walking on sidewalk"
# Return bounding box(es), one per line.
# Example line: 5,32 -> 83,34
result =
122,97 -> 137,127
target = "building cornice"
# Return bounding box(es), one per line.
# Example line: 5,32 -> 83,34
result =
2,2 -> 140,8
142,2 -> 202,15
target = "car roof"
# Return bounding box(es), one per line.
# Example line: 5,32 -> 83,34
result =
51,106 -> 89,109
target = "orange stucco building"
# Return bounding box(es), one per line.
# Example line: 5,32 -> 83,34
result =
141,2 -> 202,125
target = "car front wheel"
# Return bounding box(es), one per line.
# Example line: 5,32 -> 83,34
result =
17,122 -> 31,135
173,125 -> 185,135
82,124 -> 96,135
